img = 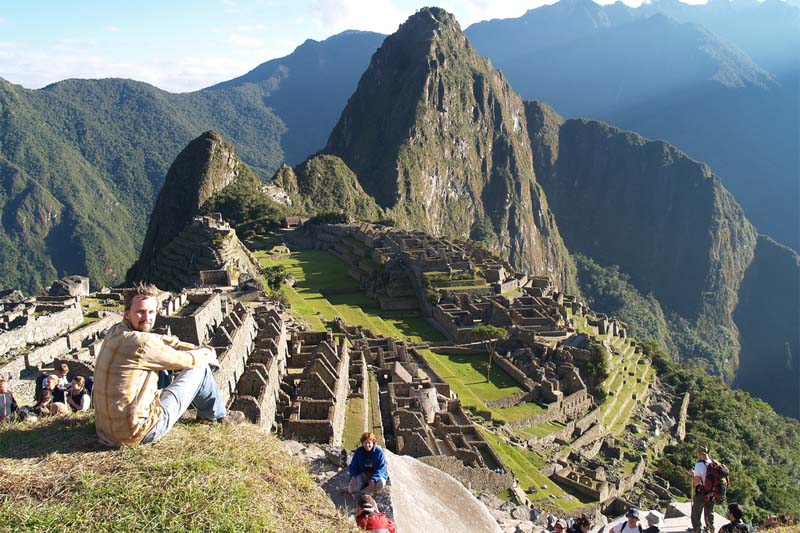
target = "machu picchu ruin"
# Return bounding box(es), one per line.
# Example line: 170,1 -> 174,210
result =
4,4 -> 800,530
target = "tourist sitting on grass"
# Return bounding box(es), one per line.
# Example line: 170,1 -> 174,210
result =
355,494 -> 396,533
0,376 -> 18,423
566,516 -> 592,533
53,363 -> 70,389
349,432 -> 388,495
719,503 -> 755,533
34,374 -> 70,416
93,283 -> 244,447
66,376 -> 91,412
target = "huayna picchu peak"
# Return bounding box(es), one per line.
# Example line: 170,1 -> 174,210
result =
126,131 -> 263,289
324,7 -> 577,293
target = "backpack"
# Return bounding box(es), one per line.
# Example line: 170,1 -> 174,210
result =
620,522 -> 643,532
703,460 -> 730,501
33,372 -> 48,402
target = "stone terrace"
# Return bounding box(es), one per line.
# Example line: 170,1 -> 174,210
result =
280,330 -> 350,445
230,305 -> 289,432
342,323 -> 514,493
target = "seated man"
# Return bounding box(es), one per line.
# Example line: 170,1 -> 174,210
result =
66,376 -> 91,412
93,283 -> 244,447
719,503 -> 755,533
348,432 -> 388,495
0,376 -> 18,423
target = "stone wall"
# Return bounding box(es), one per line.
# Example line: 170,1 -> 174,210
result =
157,292 -> 224,345
66,314 -> 119,350
484,390 -> 529,409
0,305 -> 83,355
212,303 -> 256,406
25,337 -> 70,368
231,308 -> 289,431
419,455 -> 514,493
492,353 -> 536,391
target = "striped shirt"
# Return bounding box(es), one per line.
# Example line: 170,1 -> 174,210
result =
94,319 -> 210,446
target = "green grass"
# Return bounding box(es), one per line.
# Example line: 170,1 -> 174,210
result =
0,413 -> 354,532
478,427 -> 591,513
416,349 -> 545,425
516,421 -> 566,440
342,397 -> 366,451
255,249 -> 444,343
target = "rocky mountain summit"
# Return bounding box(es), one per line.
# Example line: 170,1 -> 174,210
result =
126,131 -> 261,289
324,7 -> 577,292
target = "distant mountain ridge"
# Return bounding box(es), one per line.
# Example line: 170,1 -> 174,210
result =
526,100 -> 799,418
0,31 -> 383,293
465,0 -> 800,251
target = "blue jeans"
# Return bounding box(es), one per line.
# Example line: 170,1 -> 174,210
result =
141,364 -> 226,444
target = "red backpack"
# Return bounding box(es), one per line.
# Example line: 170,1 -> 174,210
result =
703,460 -> 730,501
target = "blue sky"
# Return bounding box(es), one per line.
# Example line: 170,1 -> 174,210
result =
0,0 -> 706,92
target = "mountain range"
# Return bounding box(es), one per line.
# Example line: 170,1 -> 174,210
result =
466,0 -> 800,251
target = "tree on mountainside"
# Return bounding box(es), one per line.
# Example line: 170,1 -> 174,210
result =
471,325 -> 509,382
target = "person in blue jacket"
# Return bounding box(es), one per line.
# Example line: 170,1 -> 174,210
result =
348,432 -> 388,495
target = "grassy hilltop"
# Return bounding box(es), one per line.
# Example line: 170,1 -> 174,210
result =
0,413 -> 353,532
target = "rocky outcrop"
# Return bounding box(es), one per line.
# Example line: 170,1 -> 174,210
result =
526,100 -> 758,380
271,154 -> 383,221
323,8 -> 576,292
127,131 -> 253,282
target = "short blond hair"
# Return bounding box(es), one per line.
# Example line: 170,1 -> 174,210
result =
124,282 -> 159,311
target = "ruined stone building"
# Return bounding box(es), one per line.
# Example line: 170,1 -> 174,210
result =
279,330 -> 350,445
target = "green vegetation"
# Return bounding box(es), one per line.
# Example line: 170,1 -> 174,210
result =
272,155 -> 383,222
646,342 -> 800,521
254,248 -> 443,343
342,397 -> 366,451
470,325 -> 509,381
0,78 -> 286,293
202,169 -> 288,241
418,349 -> 544,425
576,254 -> 674,353
0,413 -> 353,532
478,427 -> 590,512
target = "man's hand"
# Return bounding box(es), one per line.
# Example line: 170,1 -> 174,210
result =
201,346 -> 220,370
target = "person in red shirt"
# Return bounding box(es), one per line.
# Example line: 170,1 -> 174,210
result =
355,494 -> 396,533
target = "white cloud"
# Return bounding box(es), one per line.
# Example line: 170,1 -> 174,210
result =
1,43 -> 293,92
103,25 -> 121,33
310,0 -> 407,35
228,34 -> 266,47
